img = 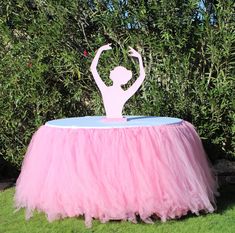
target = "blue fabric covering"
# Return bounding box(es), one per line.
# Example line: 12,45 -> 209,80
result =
45,116 -> 183,128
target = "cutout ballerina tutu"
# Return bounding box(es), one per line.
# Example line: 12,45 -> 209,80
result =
90,44 -> 145,121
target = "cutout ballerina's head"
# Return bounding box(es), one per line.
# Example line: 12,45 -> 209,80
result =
90,44 -> 145,121
110,66 -> 132,85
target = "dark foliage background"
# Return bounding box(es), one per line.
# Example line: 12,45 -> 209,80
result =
0,0 -> 234,168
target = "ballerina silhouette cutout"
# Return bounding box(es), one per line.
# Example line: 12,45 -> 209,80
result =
90,44 -> 145,121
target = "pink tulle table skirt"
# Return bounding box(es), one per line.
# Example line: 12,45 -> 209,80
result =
14,117 -> 218,227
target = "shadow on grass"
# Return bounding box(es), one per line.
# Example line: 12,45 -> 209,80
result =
216,184 -> 235,213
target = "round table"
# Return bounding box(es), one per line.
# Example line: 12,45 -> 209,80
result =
14,116 -> 218,227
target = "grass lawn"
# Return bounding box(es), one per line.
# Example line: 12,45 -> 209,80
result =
1,185 -> 235,233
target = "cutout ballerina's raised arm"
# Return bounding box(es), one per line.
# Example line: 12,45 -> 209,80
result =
90,44 -> 111,91
124,47 -> 146,100
90,44 -> 145,121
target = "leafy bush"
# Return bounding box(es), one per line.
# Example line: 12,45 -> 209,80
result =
0,0 -> 234,168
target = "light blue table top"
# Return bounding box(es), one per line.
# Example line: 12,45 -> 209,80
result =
45,116 -> 183,129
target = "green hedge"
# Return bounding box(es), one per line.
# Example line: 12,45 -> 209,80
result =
0,0 -> 234,168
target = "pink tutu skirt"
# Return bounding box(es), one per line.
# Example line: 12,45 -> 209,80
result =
14,120 -> 218,227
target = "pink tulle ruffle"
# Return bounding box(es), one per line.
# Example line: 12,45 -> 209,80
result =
14,121 -> 218,227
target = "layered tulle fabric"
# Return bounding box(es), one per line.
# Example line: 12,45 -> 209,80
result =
14,121 -> 218,227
